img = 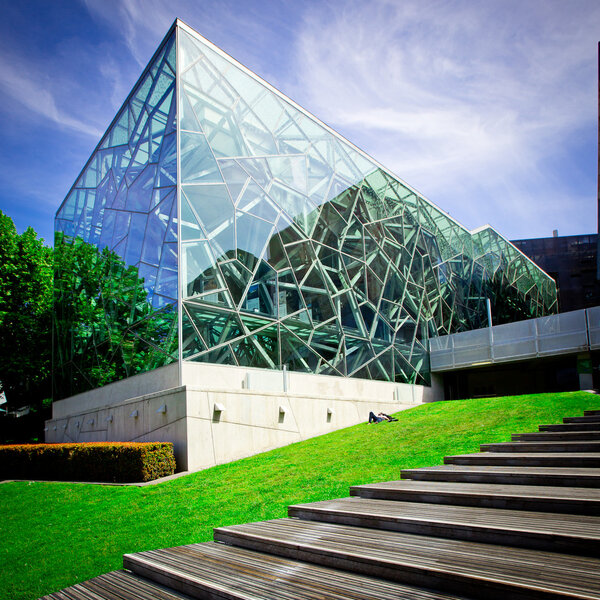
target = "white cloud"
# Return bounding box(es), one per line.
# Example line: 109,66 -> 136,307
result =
80,0 -> 175,66
289,0 -> 599,238
0,53 -> 102,138
7,0 -> 593,240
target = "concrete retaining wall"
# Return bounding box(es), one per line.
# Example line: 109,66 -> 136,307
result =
46,363 -> 440,472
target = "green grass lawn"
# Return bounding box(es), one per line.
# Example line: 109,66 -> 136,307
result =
1,390 -> 598,600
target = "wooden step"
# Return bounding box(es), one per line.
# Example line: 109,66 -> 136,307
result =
512,431 -> 600,441
539,422 -> 600,432
287,496 -> 600,555
214,519 -> 600,600
584,410 -> 600,416
124,541 -> 475,600
480,440 -> 600,452
400,464 -> 600,487
40,570 -> 193,600
564,415 -> 600,423
445,451 -> 600,467
349,479 -> 600,514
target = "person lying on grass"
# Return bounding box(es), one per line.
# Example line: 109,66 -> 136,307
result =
368,411 -> 398,424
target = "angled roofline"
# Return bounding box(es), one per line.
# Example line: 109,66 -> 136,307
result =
174,19 -> 470,235
55,20 -> 179,219
471,224 -> 556,284
56,17 -> 548,289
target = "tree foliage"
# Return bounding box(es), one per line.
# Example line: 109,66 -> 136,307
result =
0,211 -> 53,410
53,233 -> 177,400
0,213 -> 177,414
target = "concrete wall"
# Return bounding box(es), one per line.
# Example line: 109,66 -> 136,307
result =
52,362 -> 180,419
46,362 -> 434,472
46,386 -> 189,468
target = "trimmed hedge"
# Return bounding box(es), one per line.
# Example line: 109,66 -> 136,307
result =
0,442 -> 176,483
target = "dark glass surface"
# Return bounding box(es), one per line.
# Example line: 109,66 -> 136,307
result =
512,234 -> 600,313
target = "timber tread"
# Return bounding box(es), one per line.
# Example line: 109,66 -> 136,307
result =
349,479 -> 600,513
444,451 -> 600,467
40,570 -> 195,600
584,410 -> 600,416
400,464 -> 600,487
564,415 -> 600,423
538,423 -> 600,432
124,541 -> 475,600
288,496 -> 600,554
514,431 -> 600,441
480,440 -> 600,452
214,518 -> 600,600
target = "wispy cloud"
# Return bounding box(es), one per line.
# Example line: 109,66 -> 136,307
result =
290,0 -> 599,237
1,0 -> 595,242
80,0 -> 174,67
0,52 -> 102,138
79,0 -> 299,81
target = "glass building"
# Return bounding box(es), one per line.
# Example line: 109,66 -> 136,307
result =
53,20 -> 557,401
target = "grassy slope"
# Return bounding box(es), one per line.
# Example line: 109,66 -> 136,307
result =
1,391 -> 599,600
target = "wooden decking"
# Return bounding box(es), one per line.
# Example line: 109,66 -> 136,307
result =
124,543 -> 475,600
400,464 -> 600,486
213,518 -> 600,598
42,409 -> 600,600
480,440 -> 600,452
287,496 -> 600,554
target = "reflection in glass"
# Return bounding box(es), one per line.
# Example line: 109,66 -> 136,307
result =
177,24 -> 556,386
54,22 -> 557,401
54,31 -> 178,399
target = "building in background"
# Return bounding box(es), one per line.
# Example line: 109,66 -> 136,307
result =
512,233 -> 600,312
47,20 -> 557,470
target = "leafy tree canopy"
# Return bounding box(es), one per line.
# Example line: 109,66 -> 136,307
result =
0,211 -> 53,410
53,233 -> 177,400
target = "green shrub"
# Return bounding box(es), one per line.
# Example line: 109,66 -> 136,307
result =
0,442 -> 176,483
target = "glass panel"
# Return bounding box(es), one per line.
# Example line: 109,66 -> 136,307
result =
183,184 -> 235,255
180,131 -> 223,184
235,211 -> 274,260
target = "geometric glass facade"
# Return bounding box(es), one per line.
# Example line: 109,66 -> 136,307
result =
53,20 -> 557,400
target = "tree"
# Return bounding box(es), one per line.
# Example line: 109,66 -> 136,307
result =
53,233 -> 177,400
0,211 -> 53,411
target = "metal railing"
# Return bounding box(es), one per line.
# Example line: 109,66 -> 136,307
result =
430,308 -> 593,372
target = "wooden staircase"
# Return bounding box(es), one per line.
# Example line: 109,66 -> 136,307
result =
42,410 -> 600,600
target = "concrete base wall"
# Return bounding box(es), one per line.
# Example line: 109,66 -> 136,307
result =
46,363 -> 434,472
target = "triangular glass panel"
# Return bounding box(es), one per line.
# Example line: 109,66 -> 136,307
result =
185,304 -> 244,348
235,210 -> 274,262
220,259 -> 254,307
180,194 -> 204,241
234,103 -> 278,156
229,325 -> 279,369
183,184 -> 234,253
218,159 -> 250,205
183,240 -> 220,298
236,157 -> 273,191
190,344 -> 237,366
266,156 -> 308,195
180,131 -> 223,184
152,131 -> 175,188
180,85 -> 203,132
125,164 -> 156,212
237,181 -> 279,223
181,306 -> 208,359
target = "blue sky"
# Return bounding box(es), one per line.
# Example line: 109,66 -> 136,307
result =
0,0 -> 598,245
